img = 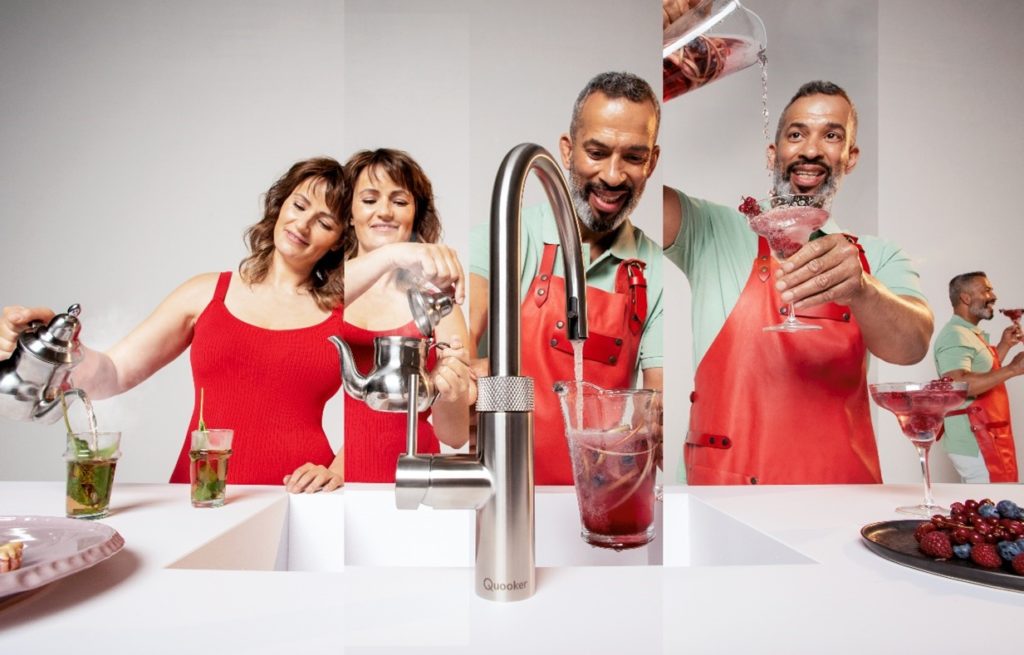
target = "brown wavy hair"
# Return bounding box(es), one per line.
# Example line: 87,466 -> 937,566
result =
341,149 -> 442,260
238,157 -> 346,310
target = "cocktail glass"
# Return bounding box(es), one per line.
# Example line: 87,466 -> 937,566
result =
554,381 -> 661,550
662,0 -> 767,100
869,381 -> 968,517
64,431 -> 121,519
189,429 -> 233,508
999,308 -> 1023,324
746,194 -> 830,332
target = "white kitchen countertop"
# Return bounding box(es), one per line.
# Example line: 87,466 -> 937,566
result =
0,481 -> 1021,654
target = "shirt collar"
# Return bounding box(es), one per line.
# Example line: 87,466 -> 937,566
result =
540,210 -> 638,265
949,314 -> 986,336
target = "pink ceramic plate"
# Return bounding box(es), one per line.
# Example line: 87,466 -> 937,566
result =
0,515 -> 125,598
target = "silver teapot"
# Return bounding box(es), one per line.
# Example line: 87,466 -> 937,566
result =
329,335 -> 442,413
0,304 -> 83,423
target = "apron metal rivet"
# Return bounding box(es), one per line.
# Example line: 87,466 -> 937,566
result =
615,338 -> 622,346
550,338 -> 558,347
609,356 -> 617,364
541,274 -> 549,281
750,477 -> 759,485
537,289 -> 545,296
556,320 -> 564,329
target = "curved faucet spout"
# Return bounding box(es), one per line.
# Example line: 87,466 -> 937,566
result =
489,143 -> 588,378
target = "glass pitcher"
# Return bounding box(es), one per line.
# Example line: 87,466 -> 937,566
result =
554,381 -> 662,549
663,0 -> 767,101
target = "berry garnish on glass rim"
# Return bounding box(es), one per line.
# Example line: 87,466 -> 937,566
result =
738,196 -> 760,218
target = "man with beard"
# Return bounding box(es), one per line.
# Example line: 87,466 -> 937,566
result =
468,71 -> 664,485
933,272 -> 1023,482
663,80 -> 933,485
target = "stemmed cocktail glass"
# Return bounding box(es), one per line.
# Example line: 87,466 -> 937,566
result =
999,307 -> 1023,325
743,194 -> 829,332
869,380 -> 968,517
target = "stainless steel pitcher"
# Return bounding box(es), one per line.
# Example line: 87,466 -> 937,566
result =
329,334 -> 441,412
0,304 -> 83,423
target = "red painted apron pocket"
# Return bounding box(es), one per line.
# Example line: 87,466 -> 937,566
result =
548,331 -> 624,366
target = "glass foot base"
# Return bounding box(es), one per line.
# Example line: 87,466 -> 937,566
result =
191,498 -> 226,508
895,503 -> 947,518
764,321 -> 822,332
582,526 -> 655,550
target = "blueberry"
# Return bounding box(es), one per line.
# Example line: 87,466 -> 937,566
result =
621,455 -> 635,466
953,543 -> 972,559
978,503 -> 999,518
997,540 -> 1023,562
592,473 -> 607,487
996,500 -> 1020,519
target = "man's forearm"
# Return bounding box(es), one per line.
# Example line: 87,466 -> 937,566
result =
941,366 -> 1015,398
848,278 -> 933,364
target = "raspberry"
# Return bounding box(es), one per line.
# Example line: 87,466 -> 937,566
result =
952,543 -> 972,559
997,540 -> 1023,562
914,522 -> 937,542
1014,553 -> 1024,575
924,378 -> 954,391
738,196 -> 760,218
997,500 -> 1020,519
952,527 -> 972,544
970,543 -> 1003,569
919,530 -> 953,559
979,503 -> 999,519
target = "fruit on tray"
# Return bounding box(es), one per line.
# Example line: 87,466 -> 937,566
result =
0,541 -> 23,573
914,498 -> 1024,575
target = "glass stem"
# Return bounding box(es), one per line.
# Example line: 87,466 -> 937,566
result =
784,303 -> 799,326
915,437 -> 935,508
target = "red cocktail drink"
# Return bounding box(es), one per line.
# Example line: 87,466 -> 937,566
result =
742,194 -> 829,332
555,381 -> 661,550
568,427 -> 657,548
869,380 -> 968,516
1000,308 -> 1023,322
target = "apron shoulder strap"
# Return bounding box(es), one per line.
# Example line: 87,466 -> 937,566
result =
841,234 -> 871,274
615,258 -> 648,335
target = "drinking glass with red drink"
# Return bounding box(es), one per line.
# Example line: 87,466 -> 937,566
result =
869,379 -> 968,517
555,382 -> 661,550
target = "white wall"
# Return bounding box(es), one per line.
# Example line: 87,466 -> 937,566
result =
876,0 -> 1024,483
0,0 -> 659,483
6,0 -> 1021,488
662,0 -> 1024,484
0,0 -> 345,481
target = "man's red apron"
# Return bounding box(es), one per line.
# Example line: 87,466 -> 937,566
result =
523,243 -> 648,484
685,236 -> 882,485
945,334 -> 1019,482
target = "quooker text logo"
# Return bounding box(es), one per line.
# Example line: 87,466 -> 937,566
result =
482,578 -> 528,592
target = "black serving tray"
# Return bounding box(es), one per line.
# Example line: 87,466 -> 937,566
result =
860,520 -> 1024,593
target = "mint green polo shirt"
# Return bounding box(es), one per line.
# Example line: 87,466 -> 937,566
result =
933,315 -> 994,457
664,189 -> 928,366
469,203 -> 663,371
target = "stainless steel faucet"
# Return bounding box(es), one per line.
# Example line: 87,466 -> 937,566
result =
395,143 -> 588,602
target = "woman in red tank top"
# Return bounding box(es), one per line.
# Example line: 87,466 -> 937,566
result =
0,157 -> 470,492
340,149 -> 475,482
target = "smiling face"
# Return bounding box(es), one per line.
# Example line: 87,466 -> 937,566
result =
350,165 -> 416,256
559,92 -> 660,235
964,276 -> 997,322
272,176 -> 342,269
768,93 -> 859,199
